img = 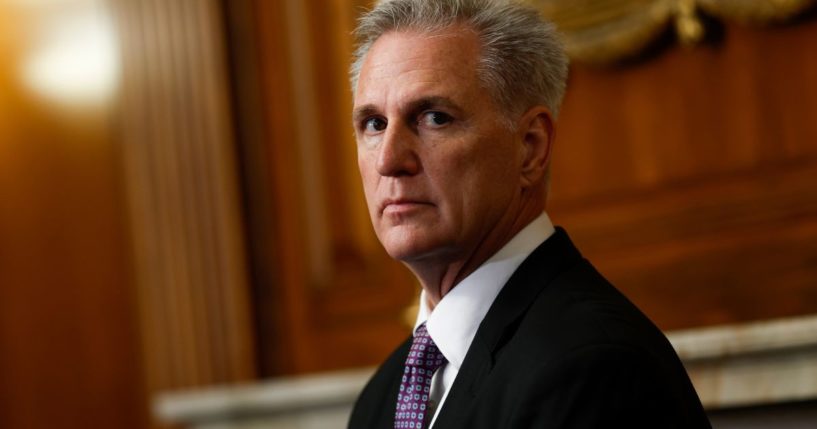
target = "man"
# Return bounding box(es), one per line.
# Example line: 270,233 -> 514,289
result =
348,0 -> 711,428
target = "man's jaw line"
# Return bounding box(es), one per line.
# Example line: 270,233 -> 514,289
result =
398,246 -> 472,308
400,196 -> 544,309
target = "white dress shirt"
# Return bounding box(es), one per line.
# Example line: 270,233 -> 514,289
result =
413,211 -> 556,427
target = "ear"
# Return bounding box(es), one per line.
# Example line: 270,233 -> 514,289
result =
517,106 -> 554,188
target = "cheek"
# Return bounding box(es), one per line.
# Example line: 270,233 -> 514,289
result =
454,141 -> 519,207
357,149 -> 376,179
428,162 -> 470,217
357,156 -> 379,210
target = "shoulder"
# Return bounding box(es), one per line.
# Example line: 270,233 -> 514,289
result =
513,258 -> 672,362
502,342 -> 709,428
482,228 -> 670,360
491,260 -> 710,427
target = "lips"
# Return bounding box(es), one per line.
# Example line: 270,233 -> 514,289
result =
379,198 -> 432,215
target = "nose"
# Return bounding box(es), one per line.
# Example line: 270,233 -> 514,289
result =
375,123 -> 420,177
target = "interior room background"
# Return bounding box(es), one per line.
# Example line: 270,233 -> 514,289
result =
1,0 -> 815,427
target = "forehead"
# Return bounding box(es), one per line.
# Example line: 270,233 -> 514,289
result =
354,26 -> 483,107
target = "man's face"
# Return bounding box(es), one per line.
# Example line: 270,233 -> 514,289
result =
353,27 -> 524,266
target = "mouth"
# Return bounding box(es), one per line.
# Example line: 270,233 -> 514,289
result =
380,198 -> 432,216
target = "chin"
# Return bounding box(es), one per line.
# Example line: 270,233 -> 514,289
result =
382,242 -> 426,263
381,235 -> 452,265
376,221 -> 454,261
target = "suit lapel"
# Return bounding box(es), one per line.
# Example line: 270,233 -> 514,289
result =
431,228 -> 582,427
377,338 -> 412,428
348,336 -> 412,429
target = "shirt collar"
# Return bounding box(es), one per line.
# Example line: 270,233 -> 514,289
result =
414,211 -> 555,369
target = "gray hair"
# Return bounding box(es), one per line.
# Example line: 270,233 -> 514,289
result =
350,0 -> 569,119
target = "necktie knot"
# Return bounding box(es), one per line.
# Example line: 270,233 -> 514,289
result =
405,324 -> 446,371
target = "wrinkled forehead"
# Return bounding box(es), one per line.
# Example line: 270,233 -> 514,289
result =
353,21 -> 480,75
354,27 -> 483,104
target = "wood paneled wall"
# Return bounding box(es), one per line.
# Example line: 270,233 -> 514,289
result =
0,0 -> 259,428
114,0 -> 258,392
550,18 -> 817,330
0,1 -> 146,428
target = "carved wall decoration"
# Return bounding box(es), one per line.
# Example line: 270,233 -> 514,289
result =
115,0 -> 258,393
531,0 -> 817,63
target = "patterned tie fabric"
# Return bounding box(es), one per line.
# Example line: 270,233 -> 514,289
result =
394,322 -> 447,429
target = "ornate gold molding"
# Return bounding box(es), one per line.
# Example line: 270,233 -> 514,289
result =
531,0 -> 817,64
699,0 -> 816,23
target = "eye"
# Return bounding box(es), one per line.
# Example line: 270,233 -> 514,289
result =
363,117 -> 387,133
420,111 -> 452,128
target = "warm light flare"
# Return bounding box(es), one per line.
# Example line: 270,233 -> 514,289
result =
19,1 -> 119,108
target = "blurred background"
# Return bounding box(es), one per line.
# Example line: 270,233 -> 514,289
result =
1,0 -> 816,428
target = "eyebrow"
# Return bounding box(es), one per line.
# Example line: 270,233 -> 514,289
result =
352,105 -> 379,124
352,96 -> 462,124
409,96 -> 460,115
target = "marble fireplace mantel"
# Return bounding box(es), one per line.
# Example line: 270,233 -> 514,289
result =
155,314 -> 817,428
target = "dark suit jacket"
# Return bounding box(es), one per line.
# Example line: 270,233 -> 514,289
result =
348,228 -> 711,428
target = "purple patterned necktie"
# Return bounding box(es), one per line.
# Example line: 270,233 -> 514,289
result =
394,322 -> 447,429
